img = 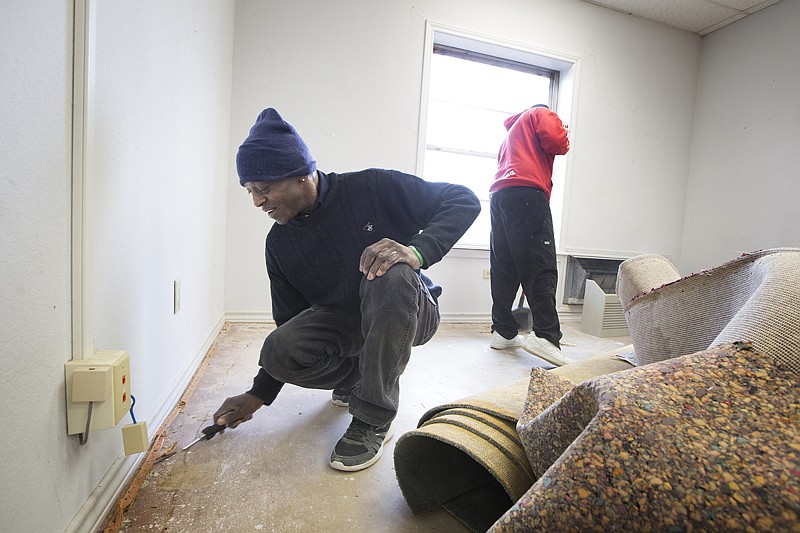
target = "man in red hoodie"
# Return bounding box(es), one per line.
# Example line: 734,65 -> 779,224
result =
488,104 -> 571,366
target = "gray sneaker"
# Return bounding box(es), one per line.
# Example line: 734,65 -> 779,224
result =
329,417 -> 394,472
331,389 -> 351,407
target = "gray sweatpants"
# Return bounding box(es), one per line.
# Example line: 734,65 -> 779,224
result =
259,264 -> 440,426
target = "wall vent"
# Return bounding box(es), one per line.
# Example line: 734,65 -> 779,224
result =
563,256 -> 623,305
580,279 -> 629,337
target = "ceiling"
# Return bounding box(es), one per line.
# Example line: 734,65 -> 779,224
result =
581,0 -> 783,35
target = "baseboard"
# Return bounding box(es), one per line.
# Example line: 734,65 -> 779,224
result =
440,312 -> 490,323
225,311 -> 272,323
224,311 -> 582,324
225,310 -> 494,324
64,453 -> 144,533
65,316 -> 225,533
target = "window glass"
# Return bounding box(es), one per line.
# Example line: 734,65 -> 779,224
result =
422,47 -> 556,248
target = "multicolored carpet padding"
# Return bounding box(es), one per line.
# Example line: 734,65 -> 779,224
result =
492,342 -> 799,532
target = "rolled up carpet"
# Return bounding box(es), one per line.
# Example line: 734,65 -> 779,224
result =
394,371 -> 574,531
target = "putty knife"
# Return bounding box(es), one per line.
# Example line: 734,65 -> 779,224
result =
154,423 -> 225,464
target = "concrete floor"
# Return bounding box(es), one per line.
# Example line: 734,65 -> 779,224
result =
120,321 -> 630,532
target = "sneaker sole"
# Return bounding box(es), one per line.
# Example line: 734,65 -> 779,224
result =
331,398 -> 349,407
329,424 -> 395,472
490,342 -> 524,350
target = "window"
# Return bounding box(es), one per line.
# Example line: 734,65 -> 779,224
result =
420,30 -> 565,249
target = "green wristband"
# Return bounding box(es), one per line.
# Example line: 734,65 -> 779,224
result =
408,245 -> 424,267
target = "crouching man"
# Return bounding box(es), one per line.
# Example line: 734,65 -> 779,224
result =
213,108 -> 480,471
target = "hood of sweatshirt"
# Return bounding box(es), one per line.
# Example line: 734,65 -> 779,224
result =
503,110 -> 525,131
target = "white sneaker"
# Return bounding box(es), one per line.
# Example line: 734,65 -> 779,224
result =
523,335 -> 570,366
490,331 -> 526,350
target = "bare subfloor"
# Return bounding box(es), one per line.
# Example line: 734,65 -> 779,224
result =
120,321 -> 630,532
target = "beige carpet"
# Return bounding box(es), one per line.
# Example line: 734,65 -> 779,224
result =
620,248 -> 800,373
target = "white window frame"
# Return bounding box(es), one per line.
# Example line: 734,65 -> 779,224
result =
417,22 -> 580,252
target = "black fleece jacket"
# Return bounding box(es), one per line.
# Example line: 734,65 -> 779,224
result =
248,168 -> 481,403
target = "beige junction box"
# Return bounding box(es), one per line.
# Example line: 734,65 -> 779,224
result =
65,350 -> 132,435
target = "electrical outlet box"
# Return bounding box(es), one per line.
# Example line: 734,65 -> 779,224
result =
122,422 -> 149,455
65,350 -> 132,435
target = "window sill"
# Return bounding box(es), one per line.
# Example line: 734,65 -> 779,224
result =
447,246 -> 490,259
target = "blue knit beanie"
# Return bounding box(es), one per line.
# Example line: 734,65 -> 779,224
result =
236,108 -> 316,185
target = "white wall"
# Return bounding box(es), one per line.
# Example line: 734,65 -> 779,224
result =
0,0 -> 74,530
679,0 -> 800,274
224,0 -> 701,320
90,0 -> 233,420
3,0 -> 797,531
0,1 -> 235,532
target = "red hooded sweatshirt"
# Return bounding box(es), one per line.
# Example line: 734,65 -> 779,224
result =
490,106 -> 570,201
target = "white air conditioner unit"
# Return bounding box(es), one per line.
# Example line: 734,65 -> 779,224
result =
580,279 -> 629,337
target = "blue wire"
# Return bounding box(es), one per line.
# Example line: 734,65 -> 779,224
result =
129,395 -> 137,424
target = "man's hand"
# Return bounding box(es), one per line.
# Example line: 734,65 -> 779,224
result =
360,238 -> 421,280
213,393 -> 264,428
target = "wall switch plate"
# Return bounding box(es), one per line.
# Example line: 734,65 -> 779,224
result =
122,421 -> 149,455
65,350 -> 131,435
483,268 -> 491,279
173,279 -> 181,314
